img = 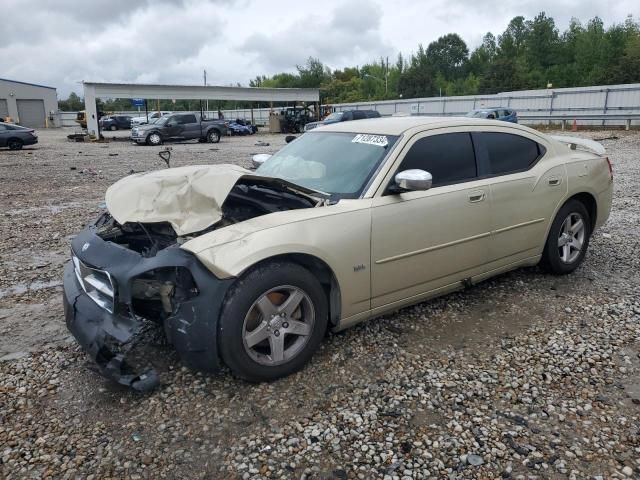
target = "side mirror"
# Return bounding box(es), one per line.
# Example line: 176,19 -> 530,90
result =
252,153 -> 272,168
394,169 -> 433,191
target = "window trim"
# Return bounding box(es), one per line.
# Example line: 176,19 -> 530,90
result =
471,131 -> 547,179
382,131 -> 480,195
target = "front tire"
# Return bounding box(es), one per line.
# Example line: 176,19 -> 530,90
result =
541,199 -> 591,274
110,125 -> 118,131
146,133 -> 162,146
8,139 -> 23,150
219,262 -> 328,382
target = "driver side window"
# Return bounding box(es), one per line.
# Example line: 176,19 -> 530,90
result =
396,133 -> 477,187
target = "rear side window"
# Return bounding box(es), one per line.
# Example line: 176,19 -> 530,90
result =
180,114 -> 197,124
397,133 -> 477,187
474,132 -> 543,175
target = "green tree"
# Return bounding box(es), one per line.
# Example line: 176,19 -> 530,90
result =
58,92 -> 84,111
426,33 -> 469,79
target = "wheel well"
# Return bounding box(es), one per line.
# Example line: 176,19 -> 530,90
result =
569,192 -> 597,230
245,254 -> 341,327
8,137 -> 22,144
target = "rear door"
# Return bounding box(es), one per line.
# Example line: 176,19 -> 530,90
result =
473,131 -> 566,265
370,130 -> 492,308
179,114 -> 199,139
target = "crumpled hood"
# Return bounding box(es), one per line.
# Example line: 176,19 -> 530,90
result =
105,164 -> 325,236
105,164 -> 251,236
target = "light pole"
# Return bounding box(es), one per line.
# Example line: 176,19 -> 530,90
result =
363,73 -> 387,95
204,69 -> 209,114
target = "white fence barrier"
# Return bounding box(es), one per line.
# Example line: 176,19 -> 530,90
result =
57,82 -> 640,128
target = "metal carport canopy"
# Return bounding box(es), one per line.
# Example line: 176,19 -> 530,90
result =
82,81 -> 320,135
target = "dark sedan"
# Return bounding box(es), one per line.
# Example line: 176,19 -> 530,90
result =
0,122 -> 38,150
99,115 -> 132,131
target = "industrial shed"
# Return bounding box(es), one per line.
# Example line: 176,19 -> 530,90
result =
0,78 -> 59,128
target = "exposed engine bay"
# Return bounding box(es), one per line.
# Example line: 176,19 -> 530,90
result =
96,179 -> 320,258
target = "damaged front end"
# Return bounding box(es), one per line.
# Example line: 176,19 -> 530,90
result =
63,165 -> 324,391
63,217 -> 233,391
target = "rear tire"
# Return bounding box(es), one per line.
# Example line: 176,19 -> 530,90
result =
219,262 -> 328,382
110,125 -> 118,131
8,138 -> 23,150
207,129 -> 221,143
541,199 -> 591,274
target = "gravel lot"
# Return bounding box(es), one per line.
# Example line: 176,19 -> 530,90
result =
1,128 -> 639,479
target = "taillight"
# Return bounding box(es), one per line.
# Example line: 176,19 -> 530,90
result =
606,156 -> 613,181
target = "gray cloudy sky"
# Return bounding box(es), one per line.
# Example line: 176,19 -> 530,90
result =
1,0 -> 638,96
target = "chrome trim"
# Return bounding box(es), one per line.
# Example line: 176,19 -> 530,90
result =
493,218 -> 545,234
395,169 -> 433,191
72,255 -> 115,313
375,231 -> 491,265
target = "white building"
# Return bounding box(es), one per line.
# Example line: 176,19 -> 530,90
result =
0,78 -> 59,127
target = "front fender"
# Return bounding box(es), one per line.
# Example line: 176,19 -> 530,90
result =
181,202 -> 373,319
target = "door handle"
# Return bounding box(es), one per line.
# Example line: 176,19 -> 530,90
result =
548,177 -> 562,186
468,191 -> 485,203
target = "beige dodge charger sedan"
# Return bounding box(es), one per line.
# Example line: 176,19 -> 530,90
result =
63,117 -> 613,390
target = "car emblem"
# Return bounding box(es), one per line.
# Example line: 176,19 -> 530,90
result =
81,242 -> 90,252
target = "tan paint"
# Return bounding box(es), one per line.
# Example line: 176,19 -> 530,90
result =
106,164 -> 250,236
104,117 -> 613,331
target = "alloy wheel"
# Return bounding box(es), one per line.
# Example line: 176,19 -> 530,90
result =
242,285 -> 315,366
558,212 -> 585,264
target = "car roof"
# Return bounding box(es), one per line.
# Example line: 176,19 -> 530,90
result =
317,116 -> 529,136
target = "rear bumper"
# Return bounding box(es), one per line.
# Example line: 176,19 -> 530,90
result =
63,225 -> 233,390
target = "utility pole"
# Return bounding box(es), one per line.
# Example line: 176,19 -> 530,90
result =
204,69 -> 209,115
385,56 -> 389,96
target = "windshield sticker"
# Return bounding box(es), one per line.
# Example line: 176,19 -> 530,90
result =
352,134 -> 388,147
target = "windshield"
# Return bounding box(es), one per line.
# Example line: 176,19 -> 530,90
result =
256,131 -> 398,199
324,112 -> 344,122
154,116 -> 169,126
465,110 -> 491,118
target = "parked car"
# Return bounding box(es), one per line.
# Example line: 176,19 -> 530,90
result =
130,113 -> 228,145
227,121 -> 254,135
0,121 -> 38,150
466,107 -> 518,123
99,115 -> 132,131
63,117 -> 612,390
304,109 -> 381,131
130,111 -> 172,127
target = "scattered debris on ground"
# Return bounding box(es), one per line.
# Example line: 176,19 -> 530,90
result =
0,129 -> 639,479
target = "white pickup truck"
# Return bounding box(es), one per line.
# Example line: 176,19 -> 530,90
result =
130,111 -> 172,127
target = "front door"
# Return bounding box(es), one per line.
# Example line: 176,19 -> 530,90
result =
370,131 -> 492,308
